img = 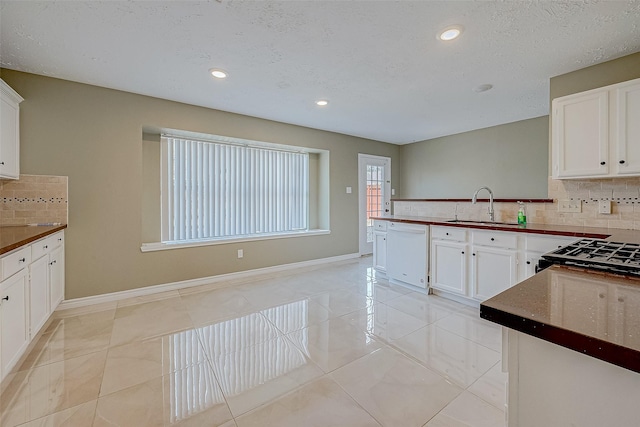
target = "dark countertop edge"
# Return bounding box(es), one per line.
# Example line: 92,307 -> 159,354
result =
392,198 -> 554,203
480,303 -> 640,374
0,225 -> 68,255
370,216 -> 611,239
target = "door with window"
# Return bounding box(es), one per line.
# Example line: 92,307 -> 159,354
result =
358,154 -> 391,255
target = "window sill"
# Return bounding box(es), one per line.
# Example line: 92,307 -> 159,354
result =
140,229 -> 331,252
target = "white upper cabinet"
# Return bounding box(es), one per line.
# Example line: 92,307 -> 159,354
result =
552,77 -> 640,179
552,90 -> 609,178
0,79 -> 24,180
614,79 -> 640,175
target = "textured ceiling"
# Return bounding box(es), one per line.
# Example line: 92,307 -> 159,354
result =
1,1 -> 639,144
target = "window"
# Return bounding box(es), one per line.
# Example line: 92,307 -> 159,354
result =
161,136 -> 309,243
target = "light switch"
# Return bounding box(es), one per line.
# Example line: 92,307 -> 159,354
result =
346,187 -> 352,194
558,199 -> 581,213
392,189 -> 395,196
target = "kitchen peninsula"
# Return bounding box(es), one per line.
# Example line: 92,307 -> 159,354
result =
481,265 -> 640,426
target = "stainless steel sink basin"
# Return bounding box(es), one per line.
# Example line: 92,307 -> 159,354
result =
446,219 -> 521,226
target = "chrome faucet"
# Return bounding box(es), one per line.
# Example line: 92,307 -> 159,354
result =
472,186 -> 495,222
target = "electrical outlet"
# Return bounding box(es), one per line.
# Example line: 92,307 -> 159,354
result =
558,199 -> 582,213
237,249 -> 244,259
346,186 -> 352,194
599,200 -> 612,214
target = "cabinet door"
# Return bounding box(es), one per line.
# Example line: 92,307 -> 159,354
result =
614,79 -> 640,175
1,270 -> 29,379
0,86 -> 21,179
552,90 -> 609,178
29,255 -> 50,337
49,245 -> 64,310
471,246 -> 517,301
431,240 -> 467,295
373,231 -> 387,273
520,251 -> 542,281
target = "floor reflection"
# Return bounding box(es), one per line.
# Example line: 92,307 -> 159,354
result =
168,299 -> 311,417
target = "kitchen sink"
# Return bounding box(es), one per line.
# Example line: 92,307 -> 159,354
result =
446,219 -> 521,226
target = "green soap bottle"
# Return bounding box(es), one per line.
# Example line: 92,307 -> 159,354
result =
517,201 -> 527,225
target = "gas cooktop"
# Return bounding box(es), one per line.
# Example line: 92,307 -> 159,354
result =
541,239 -> 640,277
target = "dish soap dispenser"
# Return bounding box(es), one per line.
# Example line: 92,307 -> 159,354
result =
517,201 -> 527,225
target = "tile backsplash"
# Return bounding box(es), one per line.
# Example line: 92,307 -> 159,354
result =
0,174 -> 68,226
394,177 -> 640,230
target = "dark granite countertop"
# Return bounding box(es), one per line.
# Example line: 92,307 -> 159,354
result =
0,225 -> 68,255
481,265 -> 640,373
372,215 -> 640,242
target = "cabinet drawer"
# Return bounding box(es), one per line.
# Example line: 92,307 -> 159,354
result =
526,234 -> 576,253
31,232 -> 64,260
31,236 -> 54,260
374,220 -> 388,232
431,226 -> 467,242
1,246 -> 32,281
473,230 -> 518,249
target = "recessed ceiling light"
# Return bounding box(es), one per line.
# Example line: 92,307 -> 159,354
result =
473,84 -> 493,93
209,69 -> 227,79
316,100 -> 329,106
438,25 -> 463,41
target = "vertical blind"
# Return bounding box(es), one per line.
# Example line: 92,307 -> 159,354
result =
162,136 -> 309,242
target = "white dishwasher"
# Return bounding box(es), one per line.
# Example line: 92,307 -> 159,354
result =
386,222 -> 429,289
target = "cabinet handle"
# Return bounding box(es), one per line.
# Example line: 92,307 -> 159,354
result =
1,296 -> 8,301
58,238 -> 62,241
18,258 -> 26,263
461,251 -> 465,254
599,293 -> 605,299
620,160 -> 626,164
618,297 -> 625,302
0,161 -> 4,165
43,245 -> 48,249
446,232 -> 449,236
490,237 -> 495,241
472,253 -> 476,256
526,261 -> 531,265
600,161 -> 606,165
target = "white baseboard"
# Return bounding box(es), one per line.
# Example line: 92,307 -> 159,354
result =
57,252 -> 360,311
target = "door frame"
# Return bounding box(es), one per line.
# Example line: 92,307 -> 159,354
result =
358,153 -> 391,255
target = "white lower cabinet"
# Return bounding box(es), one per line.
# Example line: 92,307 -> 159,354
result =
431,226 -> 577,304
0,230 -> 65,381
471,245 -> 517,301
430,226 -> 468,297
372,220 -> 387,273
0,270 -> 29,377
431,237 -> 467,296
50,245 -> 65,310
29,255 -> 51,337
522,251 -> 542,280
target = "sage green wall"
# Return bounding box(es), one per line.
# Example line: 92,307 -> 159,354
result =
398,116 -> 549,199
1,69 -> 401,299
550,52 -> 640,100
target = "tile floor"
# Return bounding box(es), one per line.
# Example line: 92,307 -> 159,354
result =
0,257 -> 507,426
